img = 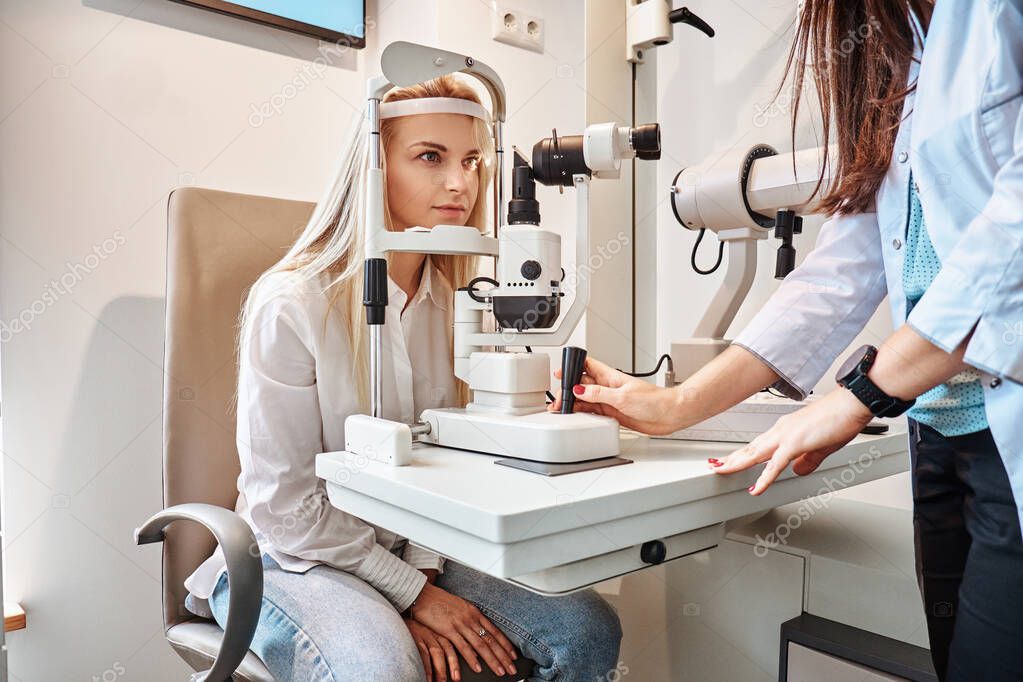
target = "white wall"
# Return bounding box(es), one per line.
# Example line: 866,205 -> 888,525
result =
0,1 -> 588,679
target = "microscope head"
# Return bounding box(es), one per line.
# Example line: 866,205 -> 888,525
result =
531,122 -> 661,186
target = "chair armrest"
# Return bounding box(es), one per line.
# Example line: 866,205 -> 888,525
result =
135,503 -> 263,682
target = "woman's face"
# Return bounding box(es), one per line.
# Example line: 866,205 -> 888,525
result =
385,113 -> 482,230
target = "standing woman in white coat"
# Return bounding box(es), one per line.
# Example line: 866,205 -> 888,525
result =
552,1 -> 1023,680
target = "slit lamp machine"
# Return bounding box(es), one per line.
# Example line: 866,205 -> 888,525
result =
349,41 -> 660,466
345,41 -> 835,468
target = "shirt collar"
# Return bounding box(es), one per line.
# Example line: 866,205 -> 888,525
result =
387,256 -> 451,312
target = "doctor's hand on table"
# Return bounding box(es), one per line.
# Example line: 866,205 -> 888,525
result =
712,326 -> 970,494
404,572 -> 519,681
710,388 -> 872,494
551,326 -> 970,496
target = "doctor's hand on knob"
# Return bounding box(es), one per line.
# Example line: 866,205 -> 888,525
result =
548,356 -> 688,435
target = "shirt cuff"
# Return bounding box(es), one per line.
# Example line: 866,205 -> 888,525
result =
354,543 -> 428,612
402,542 -> 446,574
905,244 -> 1023,385
730,341 -> 812,401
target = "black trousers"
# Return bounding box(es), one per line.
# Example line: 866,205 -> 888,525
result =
910,419 -> 1023,682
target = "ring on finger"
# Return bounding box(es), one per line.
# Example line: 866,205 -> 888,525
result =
478,627 -> 487,638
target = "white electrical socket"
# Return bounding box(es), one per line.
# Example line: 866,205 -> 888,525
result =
491,2 -> 544,54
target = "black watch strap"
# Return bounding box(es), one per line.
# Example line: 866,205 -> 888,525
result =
836,344 -> 916,418
844,373 -> 915,418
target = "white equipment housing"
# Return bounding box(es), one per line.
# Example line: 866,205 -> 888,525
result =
663,144 -> 834,440
419,410 -> 620,463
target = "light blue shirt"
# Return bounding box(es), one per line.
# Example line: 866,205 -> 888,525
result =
734,0 -> 1023,529
903,176 -> 989,436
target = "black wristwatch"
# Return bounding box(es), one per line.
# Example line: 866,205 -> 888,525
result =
835,344 -> 916,418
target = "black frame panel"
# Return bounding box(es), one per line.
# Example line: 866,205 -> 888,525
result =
779,613 -> 938,682
167,0 -> 367,46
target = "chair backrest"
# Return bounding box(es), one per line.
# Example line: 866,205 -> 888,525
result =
162,187 -> 314,630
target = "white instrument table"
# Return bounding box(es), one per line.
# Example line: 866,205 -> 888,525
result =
316,426 -> 908,595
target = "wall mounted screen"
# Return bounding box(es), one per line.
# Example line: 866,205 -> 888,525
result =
169,1 -> 366,46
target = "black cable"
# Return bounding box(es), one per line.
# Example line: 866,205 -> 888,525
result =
760,385 -> 814,399
617,353 -> 673,378
691,228 -> 725,275
466,275 -> 499,303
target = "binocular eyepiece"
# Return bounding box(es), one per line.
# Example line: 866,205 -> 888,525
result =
531,122 -> 661,187
630,123 -> 662,160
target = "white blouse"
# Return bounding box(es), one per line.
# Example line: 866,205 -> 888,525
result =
184,256 -> 458,616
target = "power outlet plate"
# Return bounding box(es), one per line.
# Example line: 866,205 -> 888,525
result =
491,2 -> 544,54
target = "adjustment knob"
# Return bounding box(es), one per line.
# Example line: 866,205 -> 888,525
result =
559,346 -> 588,414
640,540 -> 667,565
520,260 -> 542,281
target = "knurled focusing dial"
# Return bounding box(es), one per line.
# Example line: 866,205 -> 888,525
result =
520,260 -> 542,280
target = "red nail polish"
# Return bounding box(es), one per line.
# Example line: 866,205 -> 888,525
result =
713,461 -> 724,467
708,458 -> 719,463
748,485 -> 755,492
573,384 -> 584,396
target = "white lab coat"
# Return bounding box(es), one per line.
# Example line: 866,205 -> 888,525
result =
734,0 -> 1023,528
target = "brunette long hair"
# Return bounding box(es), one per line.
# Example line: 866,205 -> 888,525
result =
784,0 -> 932,214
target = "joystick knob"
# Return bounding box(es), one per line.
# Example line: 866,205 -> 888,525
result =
560,346 -> 588,414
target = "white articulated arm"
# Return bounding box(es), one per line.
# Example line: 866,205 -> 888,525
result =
691,229 -> 764,339
364,75 -> 391,261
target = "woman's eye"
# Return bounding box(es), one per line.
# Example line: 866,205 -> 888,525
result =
418,151 -> 441,164
463,157 -> 480,171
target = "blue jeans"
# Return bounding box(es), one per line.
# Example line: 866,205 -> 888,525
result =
209,553 -> 623,681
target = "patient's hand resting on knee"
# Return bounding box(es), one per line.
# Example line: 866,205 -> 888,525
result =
411,583 -> 519,678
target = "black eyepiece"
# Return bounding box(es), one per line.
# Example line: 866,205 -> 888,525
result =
531,132 -> 587,188
507,149 -> 541,224
630,123 -> 661,160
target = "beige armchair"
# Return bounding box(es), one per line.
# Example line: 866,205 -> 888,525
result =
134,187 -> 524,681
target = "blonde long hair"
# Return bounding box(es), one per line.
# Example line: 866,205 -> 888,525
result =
239,75 -> 495,410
